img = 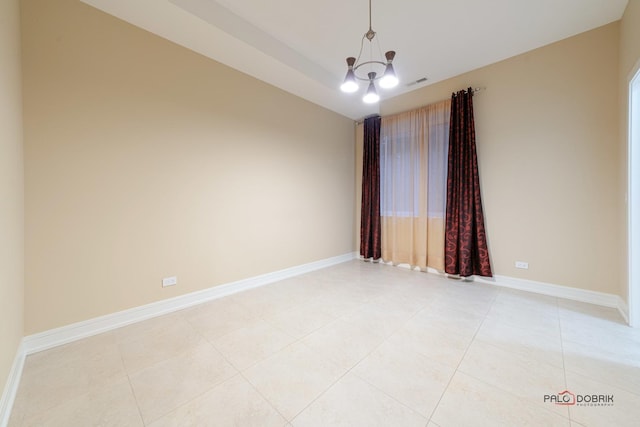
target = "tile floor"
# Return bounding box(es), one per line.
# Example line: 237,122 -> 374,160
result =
7,260 -> 640,426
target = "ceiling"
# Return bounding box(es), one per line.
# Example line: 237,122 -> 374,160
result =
80,0 -> 628,119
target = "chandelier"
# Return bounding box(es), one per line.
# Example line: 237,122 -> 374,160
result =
340,0 -> 398,103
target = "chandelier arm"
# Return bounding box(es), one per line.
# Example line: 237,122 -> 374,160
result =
353,60 -> 387,80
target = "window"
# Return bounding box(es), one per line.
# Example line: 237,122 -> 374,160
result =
380,104 -> 450,218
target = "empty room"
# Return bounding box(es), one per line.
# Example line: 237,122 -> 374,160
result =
2,0 -> 640,426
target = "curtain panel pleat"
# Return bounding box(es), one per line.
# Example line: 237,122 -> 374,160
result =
360,115 -> 382,260
444,88 -> 492,277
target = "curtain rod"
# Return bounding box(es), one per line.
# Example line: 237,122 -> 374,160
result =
452,86 -> 485,97
354,87 -> 486,125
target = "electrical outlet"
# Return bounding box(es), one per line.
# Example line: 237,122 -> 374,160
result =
515,261 -> 529,269
162,276 -> 177,287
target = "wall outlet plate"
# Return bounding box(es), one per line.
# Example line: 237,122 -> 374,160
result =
162,276 -> 177,287
515,261 -> 529,269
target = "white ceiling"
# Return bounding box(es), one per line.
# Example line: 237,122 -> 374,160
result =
80,0 -> 628,119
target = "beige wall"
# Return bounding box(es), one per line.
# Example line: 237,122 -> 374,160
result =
22,0 -> 355,334
619,0 -> 640,302
369,23 -> 621,294
0,0 -> 25,393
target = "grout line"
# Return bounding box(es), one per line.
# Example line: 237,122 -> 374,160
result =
13,260 -> 632,425
239,370 -> 290,423
424,291 -> 495,422
280,287 -> 436,422
123,370 -> 146,426
556,296 -> 571,423
120,334 -> 240,425
347,371 -> 430,421
432,289 -> 572,423
143,372 -> 246,426
115,335 -> 145,425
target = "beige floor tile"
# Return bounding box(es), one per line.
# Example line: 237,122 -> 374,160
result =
212,320 -> 296,370
339,278 -> 392,300
458,340 -> 568,417
148,374 -> 287,427
23,331 -> 118,374
7,393 -> 26,427
558,300 -> 627,325
291,373 -> 427,427
431,372 -> 570,427
262,301 -> 339,339
475,316 -> 564,368
366,287 -> 435,316
181,297 -> 261,340
402,269 -> 450,286
16,336 -> 126,420
228,286 -> 295,318
180,295 -> 255,322
485,294 -> 561,337
352,340 -> 455,418
118,316 -> 202,374
20,377 -> 143,427
243,342 -> 346,420
430,287 -> 497,317
341,303 -> 414,338
319,286 -> 377,306
300,318 -> 388,370
307,294 -> 366,318
265,278 -> 327,305
566,371 -> 640,427
559,312 -> 640,348
562,339 -> 640,395
129,339 -> 237,424
385,317 -> 472,368
113,311 -> 186,344
412,302 -> 486,339
494,288 -> 559,313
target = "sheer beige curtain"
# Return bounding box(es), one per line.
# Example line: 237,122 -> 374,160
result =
380,99 -> 451,270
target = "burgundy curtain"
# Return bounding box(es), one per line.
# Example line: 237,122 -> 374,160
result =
360,115 -> 381,260
444,89 -> 492,277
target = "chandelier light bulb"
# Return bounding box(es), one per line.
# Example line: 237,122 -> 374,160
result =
379,68 -> 399,89
379,51 -> 398,89
363,73 -> 380,103
340,60 -> 359,93
363,90 -> 380,104
341,80 -> 359,93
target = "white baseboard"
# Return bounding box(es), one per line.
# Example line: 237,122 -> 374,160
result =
474,274 -> 630,323
358,260 -> 634,326
379,262 -> 630,324
23,252 -> 358,355
617,298 -> 630,324
0,341 -> 25,427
